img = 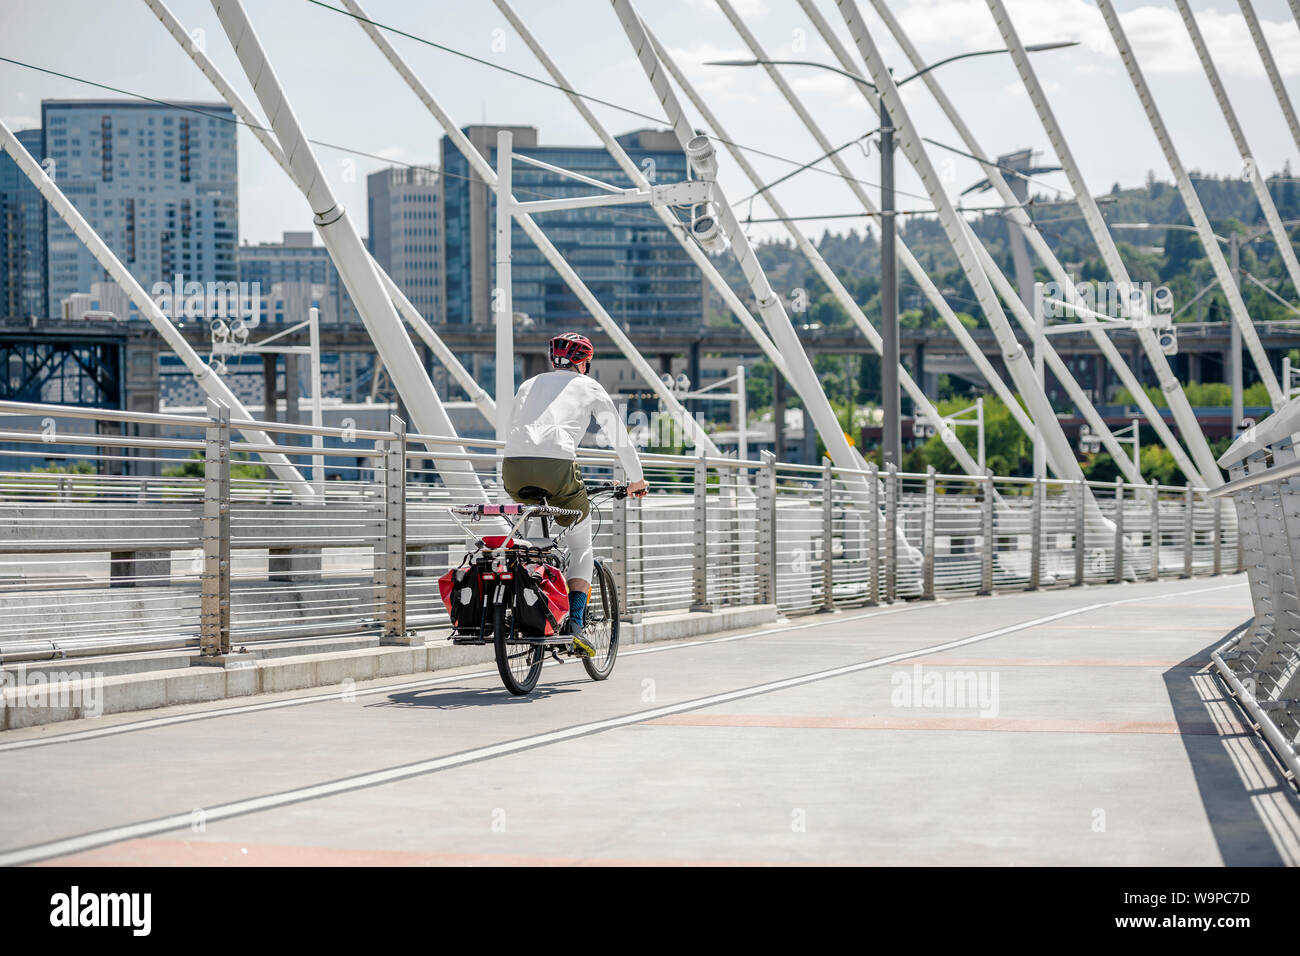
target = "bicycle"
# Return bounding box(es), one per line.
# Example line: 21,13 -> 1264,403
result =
446,480 -> 627,695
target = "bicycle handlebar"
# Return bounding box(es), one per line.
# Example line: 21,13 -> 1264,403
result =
449,502 -> 583,518
584,480 -> 627,500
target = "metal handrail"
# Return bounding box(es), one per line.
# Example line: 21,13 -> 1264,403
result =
0,397 -> 1238,668
1205,409 -> 1300,788
1218,394 -> 1300,468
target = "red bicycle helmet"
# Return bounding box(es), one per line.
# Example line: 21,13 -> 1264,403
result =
549,332 -> 595,372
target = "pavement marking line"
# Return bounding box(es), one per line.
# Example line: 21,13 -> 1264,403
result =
0,579 -> 1246,867
0,599 -> 936,752
1,577 -> 1250,752
1124,603 -> 1247,609
1030,625 -> 1231,632
891,657 -> 1212,668
35,837 -> 797,868
645,714 -> 1248,736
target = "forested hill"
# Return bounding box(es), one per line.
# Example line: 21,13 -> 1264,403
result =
707,167 -> 1300,329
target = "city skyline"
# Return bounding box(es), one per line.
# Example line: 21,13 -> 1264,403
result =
1,0 -> 1298,251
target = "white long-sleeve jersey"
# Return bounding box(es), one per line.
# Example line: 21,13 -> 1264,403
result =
503,370 -> 644,482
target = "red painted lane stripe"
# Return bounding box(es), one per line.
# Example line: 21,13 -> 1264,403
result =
644,713 -> 1246,736
35,838 -> 799,868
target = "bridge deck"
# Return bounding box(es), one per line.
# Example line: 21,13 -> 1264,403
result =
2,574 -> 1296,866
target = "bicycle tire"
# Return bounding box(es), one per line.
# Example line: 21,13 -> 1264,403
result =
494,597 -> 543,695
581,560 -> 620,681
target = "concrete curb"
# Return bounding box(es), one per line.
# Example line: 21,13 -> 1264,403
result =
0,605 -> 778,730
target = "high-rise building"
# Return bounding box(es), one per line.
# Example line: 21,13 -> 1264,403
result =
41,99 -> 238,318
237,230 -> 358,327
367,165 -> 443,324
440,126 -> 706,332
0,128 -> 47,318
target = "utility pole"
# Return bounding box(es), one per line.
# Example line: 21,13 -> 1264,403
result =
880,96 -> 900,470
495,130 -> 514,447
1033,282 -> 1046,480
1230,232 -> 1243,430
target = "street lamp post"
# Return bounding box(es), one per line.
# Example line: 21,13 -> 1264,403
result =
1079,418 -> 1138,470
1113,219 -> 1300,429
664,366 -> 749,461
914,395 -> 985,470
209,307 -> 325,493
707,42 -> 1075,470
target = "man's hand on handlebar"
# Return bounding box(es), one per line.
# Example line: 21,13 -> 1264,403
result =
627,479 -> 649,499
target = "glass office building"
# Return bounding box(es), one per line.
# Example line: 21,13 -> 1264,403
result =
41,100 -> 238,318
0,128 -> 47,319
441,126 -> 705,331
237,230 -> 358,327
368,165 -> 443,325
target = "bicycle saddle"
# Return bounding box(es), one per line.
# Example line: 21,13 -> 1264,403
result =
515,485 -> 552,501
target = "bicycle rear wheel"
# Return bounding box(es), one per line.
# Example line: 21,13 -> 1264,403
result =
494,599 -> 543,695
581,560 -> 620,681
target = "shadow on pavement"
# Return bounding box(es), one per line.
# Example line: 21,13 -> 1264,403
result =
372,681 -> 586,710
1163,617 -> 1300,866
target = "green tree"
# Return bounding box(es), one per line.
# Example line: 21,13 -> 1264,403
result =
856,353 -> 881,405
163,451 -> 267,480
746,357 -> 774,413
29,461 -> 95,475
904,394 -> 1032,476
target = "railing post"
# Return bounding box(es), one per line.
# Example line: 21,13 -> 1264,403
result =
198,398 -> 231,660
757,450 -> 776,606
821,457 -> 835,612
867,462 -> 880,607
380,415 -> 418,645
724,466 -> 741,609
691,445 -> 712,612
611,461 -> 633,619
1236,495 -> 1246,574
1149,478 -> 1161,582
885,462 -> 898,603
1074,479 -> 1086,586
922,465 -> 936,600
978,472 -> 993,596
1183,485 -> 1194,578
1029,476 -> 1042,591
1213,496 -> 1222,576
1113,478 -> 1125,583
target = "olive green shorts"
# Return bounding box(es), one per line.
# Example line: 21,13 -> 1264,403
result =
501,457 -> 589,527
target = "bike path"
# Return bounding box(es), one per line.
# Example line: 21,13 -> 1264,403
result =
4,576 -> 1293,866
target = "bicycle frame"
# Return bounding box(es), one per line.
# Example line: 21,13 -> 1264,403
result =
447,502 -> 584,559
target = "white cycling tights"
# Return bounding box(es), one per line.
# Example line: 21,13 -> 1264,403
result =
565,514 -> 594,583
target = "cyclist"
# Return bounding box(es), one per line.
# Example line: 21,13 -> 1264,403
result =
502,332 -> 648,656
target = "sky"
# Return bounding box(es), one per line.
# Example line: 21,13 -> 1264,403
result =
3,0 -> 1299,246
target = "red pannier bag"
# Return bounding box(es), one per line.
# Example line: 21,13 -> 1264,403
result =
512,560 -> 570,636
439,560 -> 485,635
438,538 -> 519,634
438,545 -> 569,637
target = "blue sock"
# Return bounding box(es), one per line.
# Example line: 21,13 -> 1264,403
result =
569,589 -> 588,628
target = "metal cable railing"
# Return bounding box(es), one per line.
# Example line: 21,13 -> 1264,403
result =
0,398 -> 1236,667
1208,399 -> 1300,787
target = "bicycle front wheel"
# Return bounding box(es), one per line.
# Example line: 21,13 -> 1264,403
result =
581,560 -> 620,681
494,600 -> 543,695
